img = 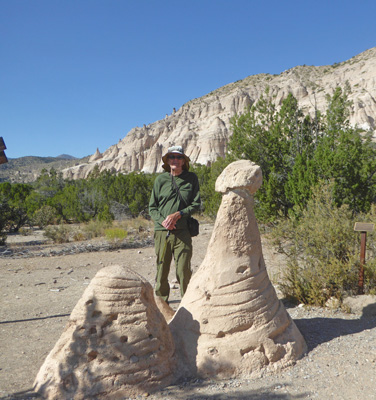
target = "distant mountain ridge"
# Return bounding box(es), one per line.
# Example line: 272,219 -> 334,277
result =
0,155 -> 89,183
62,47 -> 376,180
56,154 -> 78,160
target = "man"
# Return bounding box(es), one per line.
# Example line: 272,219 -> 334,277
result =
149,145 -> 201,303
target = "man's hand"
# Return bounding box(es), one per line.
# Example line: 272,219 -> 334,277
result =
162,211 -> 181,230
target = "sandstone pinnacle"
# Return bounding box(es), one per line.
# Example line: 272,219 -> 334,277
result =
170,160 -> 307,379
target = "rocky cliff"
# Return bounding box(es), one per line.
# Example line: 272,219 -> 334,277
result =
63,47 -> 376,179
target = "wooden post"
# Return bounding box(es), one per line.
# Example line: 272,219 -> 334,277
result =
358,232 -> 366,294
354,222 -> 374,295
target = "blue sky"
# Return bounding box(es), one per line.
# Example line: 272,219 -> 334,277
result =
1,0 -> 375,159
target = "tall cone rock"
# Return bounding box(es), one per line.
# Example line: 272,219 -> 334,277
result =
63,47 -> 376,179
169,160 -> 307,379
34,265 -> 175,399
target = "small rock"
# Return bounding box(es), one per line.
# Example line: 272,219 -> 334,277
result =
130,355 -> 139,363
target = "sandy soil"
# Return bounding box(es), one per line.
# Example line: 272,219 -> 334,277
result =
1,224 -> 376,400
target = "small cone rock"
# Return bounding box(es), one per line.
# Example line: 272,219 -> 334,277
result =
34,265 -> 175,399
170,160 -> 307,379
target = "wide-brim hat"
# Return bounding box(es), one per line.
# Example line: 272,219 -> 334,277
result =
162,145 -> 190,172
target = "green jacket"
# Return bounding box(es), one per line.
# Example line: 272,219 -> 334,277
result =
149,171 -> 201,231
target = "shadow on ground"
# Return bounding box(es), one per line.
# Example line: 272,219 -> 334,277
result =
0,386 -> 308,400
295,303 -> 376,352
155,381 -> 308,400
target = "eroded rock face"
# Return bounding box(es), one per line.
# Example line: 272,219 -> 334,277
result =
170,160 -> 307,379
62,47 -> 376,179
34,265 -> 175,399
89,148 -> 103,162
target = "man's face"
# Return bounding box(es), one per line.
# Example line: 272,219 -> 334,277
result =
168,154 -> 185,173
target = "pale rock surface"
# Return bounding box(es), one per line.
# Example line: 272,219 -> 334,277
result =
89,148 -> 103,162
62,47 -> 376,179
154,295 -> 175,323
34,265 -> 175,399
169,160 -> 307,379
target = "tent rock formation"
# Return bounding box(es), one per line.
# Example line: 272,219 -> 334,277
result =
34,265 -> 175,399
170,160 -> 307,379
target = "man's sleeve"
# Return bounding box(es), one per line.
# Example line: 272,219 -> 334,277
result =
181,174 -> 201,216
149,182 -> 165,224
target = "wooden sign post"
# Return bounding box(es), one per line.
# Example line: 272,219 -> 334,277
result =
0,137 -> 8,165
354,222 -> 374,294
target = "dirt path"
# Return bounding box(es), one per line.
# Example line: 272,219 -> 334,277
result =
1,224 -> 376,400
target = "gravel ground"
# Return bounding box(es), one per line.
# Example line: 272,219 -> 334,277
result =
1,224 -> 376,400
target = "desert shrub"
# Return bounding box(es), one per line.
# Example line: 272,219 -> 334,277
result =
44,224 -> 71,244
361,204 -> 376,295
105,228 -> 127,242
97,204 -> 114,223
72,231 -> 86,242
109,201 -> 131,220
0,182 -> 33,232
107,171 -> 155,217
272,182 -> 376,306
32,205 -> 60,228
0,194 -> 11,244
104,227 -> 128,249
190,158 -> 230,218
228,86 -> 376,222
117,216 -> 153,231
109,217 -> 153,241
82,220 -> 111,239
18,227 -> 30,236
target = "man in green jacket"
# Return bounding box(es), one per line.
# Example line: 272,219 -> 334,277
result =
149,145 -> 201,303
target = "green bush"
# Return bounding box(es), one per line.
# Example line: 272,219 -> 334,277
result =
72,231 -> 87,242
190,158 -> 230,218
32,205 -> 59,228
105,228 -> 128,242
97,204 -> 114,223
44,224 -> 71,244
228,86 -> 376,222
0,194 -> 10,244
271,182 -> 376,306
82,220 -> 111,239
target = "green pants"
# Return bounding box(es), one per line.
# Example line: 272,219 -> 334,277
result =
154,229 -> 192,302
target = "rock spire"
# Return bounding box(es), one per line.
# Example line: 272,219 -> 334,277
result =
170,160 -> 307,378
